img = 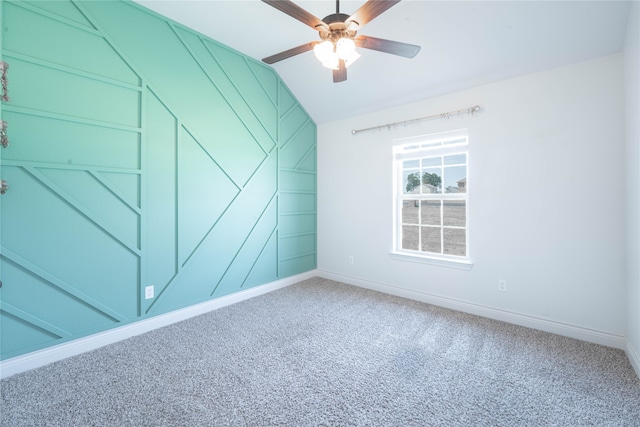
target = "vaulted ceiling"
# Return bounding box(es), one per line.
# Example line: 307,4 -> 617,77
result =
134,1 -> 632,124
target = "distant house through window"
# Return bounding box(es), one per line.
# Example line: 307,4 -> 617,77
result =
392,130 -> 470,266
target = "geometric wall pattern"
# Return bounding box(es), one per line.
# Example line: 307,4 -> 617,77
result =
0,0 -> 316,360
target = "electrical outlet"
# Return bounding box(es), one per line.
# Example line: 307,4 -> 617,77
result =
145,285 -> 154,299
498,280 -> 507,292
348,255 -> 354,265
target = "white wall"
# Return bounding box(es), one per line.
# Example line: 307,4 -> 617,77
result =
625,1 -> 640,373
318,54 -> 626,347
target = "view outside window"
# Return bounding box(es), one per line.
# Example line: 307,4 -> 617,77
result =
394,132 -> 468,259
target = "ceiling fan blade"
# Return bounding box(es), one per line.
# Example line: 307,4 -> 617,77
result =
346,0 -> 401,28
262,41 -> 318,64
333,60 -> 347,83
262,0 -> 329,31
354,35 -> 421,58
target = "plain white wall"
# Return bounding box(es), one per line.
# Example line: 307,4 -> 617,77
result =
318,54 -> 626,342
625,1 -> 640,368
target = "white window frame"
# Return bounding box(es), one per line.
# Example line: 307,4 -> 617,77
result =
391,129 -> 473,270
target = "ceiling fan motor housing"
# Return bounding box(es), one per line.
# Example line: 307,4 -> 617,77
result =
318,13 -> 358,42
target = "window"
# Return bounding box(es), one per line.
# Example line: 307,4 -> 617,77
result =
392,130 -> 471,268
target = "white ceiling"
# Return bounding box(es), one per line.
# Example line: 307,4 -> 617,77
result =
134,0 -> 632,124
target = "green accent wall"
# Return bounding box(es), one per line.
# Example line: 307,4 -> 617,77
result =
0,0 -> 317,360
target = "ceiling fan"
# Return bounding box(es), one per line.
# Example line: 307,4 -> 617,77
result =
261,0 -> 421,83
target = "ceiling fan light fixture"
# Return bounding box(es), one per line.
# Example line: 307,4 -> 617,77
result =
336,37 -> 356,60
344,50 -> 361,68
313,40 -> 334,63
321,52 -> 340,70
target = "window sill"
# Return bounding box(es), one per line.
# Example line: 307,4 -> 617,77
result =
389,252 -> 473,270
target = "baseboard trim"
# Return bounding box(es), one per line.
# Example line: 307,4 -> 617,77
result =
627,338 -> 640,379
0,270 -> 318,379
318,270 -> 627,350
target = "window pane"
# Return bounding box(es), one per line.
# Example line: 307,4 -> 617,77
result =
402,200 -> 419,224
444,138 -> 467,146
422,168 -> 442,194
422,157 -> 441,167
421,226 -> 441,254
402,225 -> 419,250
443,228 -> 466,256
444,153 -> 466,165
402,145 -> 420,152
421,200 -> 441,225
403,170 -> 421,194
443,200 -> 466,227
403,159 -> 420,169
421,141 -> 441,149
396,132 -> 468,260
443,165 -> 466,193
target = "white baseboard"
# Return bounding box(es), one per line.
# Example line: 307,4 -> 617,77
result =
0,270 -> 318,379
318,270 -> 627,350
627,338 -> 640,379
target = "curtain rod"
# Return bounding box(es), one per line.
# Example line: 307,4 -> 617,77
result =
351,105 -> 481,135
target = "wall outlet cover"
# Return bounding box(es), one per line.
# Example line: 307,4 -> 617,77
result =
498,280 -> 507,292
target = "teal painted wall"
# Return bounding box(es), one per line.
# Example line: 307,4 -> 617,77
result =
0,0 -> 317,360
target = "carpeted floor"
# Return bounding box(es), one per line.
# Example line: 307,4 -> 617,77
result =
1,277 -> 639,426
